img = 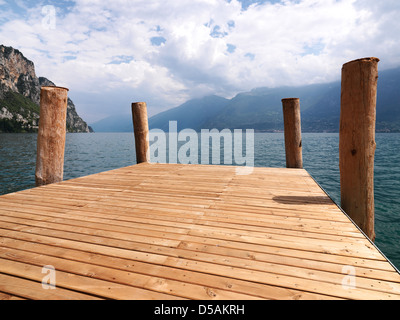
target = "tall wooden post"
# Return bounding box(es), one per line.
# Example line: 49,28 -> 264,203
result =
339,57 -> 379,241
131,102 -> 150,164
282,98 -> 303,169
35,86 -> 69,186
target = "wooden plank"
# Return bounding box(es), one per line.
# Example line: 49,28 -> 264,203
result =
2,219 -> 398,286
0,291 -> 25,300
0,236 -> 334,300
0,272 -> 100,300
0,202 -> 364,243
0,187 -> 358,231
0,246 -> 258,300
1,162 -> 400,300
1,219 -> 400,298
0,258 -> 182,300
0,229 -> 393,299
0,205 -> 393,270
0,218 -> 390,278
0,222 -> 394,280
0,209 -> 384,264
0,204 -> 364,244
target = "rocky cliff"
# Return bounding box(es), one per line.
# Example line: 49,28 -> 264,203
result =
0,45 -> 93,133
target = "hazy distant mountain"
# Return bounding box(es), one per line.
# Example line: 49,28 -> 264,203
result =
89,113 -> 133,133
149,95 -> 229,131
302,66 -> 400,132
91,66 -> 400,133
203,83 -> 334,131
91,95 -> 229,132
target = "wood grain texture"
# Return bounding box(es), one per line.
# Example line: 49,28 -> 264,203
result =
282,98 -> 303,169
35,86 -> 69,187
1,163 -> 400,300
131,102 -> 149,164
339,58 -> 379,241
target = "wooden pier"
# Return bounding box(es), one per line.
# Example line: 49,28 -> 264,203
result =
1,57 -> 399,300
1,162 -> 400,300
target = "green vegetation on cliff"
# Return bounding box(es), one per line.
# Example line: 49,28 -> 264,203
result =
0,91 -> 39,133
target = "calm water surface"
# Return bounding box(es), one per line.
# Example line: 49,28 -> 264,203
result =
0,132 -> 399,269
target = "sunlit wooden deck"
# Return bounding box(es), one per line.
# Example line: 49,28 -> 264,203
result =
0,162 -> 400,300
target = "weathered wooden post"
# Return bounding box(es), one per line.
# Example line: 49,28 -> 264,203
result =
131,102 -> 150,163
35,86 -> 69,186
339,57 -> 379,241
282,98 -> 303,169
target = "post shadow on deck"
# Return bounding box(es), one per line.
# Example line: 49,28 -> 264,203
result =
32,58 -> 378,244
280,58 -> 378,242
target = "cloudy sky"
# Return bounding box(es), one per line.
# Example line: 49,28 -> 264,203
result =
1,0 -> 399,123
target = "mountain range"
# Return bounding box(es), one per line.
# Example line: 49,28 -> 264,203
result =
91,66 -> 400,133
0,45 -> 92,133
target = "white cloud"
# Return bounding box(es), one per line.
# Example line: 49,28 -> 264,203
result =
0,0 -> 400,122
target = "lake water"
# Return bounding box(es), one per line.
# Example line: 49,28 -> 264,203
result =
0,132 -> 399,270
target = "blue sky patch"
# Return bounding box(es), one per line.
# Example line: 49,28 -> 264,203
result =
151,36 -> 166,46
108,55 -> 134,65
302,41 -> 325,56
63,55 -> 76,62
210,25 -> 228,38
245,52 -> 255,60
227,44 -> 236,54
6,0 -> 75,17
228,0 -> 282,10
